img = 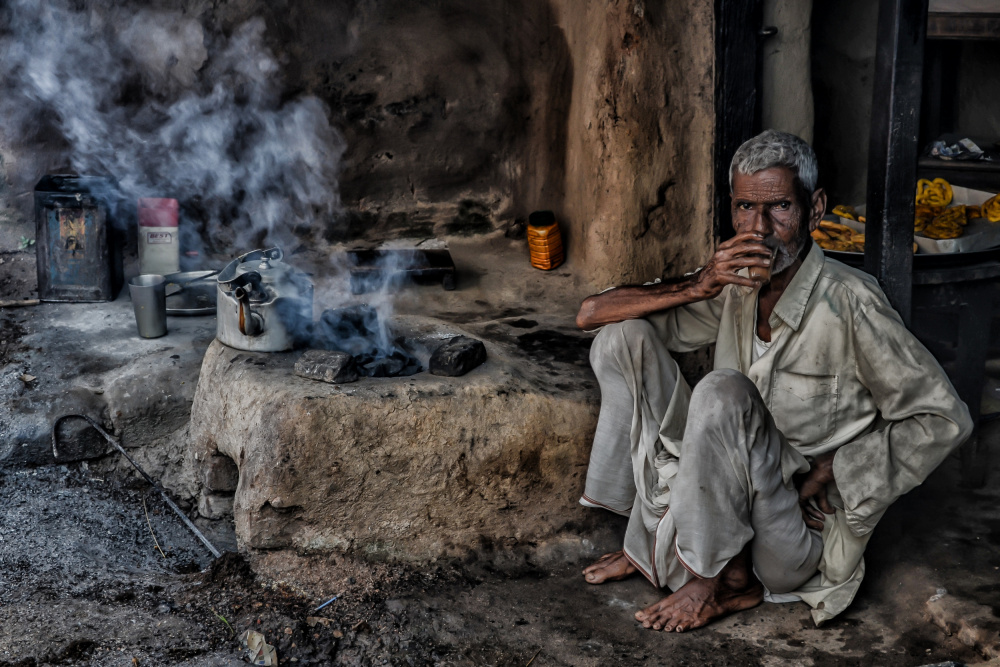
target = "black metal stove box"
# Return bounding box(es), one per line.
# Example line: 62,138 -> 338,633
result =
34,175 -> 123,302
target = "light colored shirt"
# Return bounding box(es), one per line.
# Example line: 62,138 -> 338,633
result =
751,311 -> 775,363
646,242 -> 973,623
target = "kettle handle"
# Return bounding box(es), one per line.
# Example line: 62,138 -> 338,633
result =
236,246 -> 282,265
217,247 -> 283,288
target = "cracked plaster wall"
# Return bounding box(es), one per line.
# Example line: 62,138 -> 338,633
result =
551,0 -> 716,285
0,0 -> 716,287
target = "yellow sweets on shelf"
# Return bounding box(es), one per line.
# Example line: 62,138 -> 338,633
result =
916,178 -> 953,207
983,194 -> 1000,223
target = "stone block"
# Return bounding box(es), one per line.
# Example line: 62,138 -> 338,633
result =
294,350 -> 358,384
429,336 -> 487,377
198,493 -> 235,520
203,455 -> 239,493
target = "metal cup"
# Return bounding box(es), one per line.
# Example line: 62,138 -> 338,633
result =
749,246 -> 779,284
129,274 -> 167,338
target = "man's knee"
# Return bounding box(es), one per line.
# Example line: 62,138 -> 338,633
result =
689,369 -> 760,414
753,535 -> 822,594
590,318 -> 659,370
754,561 -> 809,595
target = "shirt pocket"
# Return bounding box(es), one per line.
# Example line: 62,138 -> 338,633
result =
771,371 -> 839,446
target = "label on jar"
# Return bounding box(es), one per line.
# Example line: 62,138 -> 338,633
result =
146,231 -> 173,244
139,225 -> 180,275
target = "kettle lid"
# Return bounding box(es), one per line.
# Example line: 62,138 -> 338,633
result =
218,247 -> 286,286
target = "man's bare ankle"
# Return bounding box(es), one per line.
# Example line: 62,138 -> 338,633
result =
718,547 -> 758,592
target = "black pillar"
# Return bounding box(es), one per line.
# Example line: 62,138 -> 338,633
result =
864,0 -> 928,326
714,0 -> 764,241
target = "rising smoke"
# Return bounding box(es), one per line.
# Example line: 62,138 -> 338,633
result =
1,0 -> 421,361
0,0 -> 345,252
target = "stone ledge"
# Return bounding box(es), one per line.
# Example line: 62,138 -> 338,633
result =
0,295 -> 215,474
189,316 -> 600,562
927,591 -> 1000,660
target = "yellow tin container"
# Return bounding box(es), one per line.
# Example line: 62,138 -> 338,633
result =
527,211 -> 564,270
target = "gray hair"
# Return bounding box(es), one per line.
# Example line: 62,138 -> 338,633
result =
729,129 -> 819,194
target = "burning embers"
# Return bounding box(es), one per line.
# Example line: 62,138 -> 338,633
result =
294,305 -> 489,383
310,305 -> 422,378
213,246 -> 486,381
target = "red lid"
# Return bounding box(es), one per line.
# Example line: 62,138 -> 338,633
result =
138,198 -> 179,227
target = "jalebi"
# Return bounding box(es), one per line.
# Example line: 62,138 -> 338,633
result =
916,178 -> 953,207
832,204 -> 857,221
921,206 -> 965,239
933,205 -> 968,227
982,194 -> 1000,223
812,219 -> 917,254
813,219 -> 864,252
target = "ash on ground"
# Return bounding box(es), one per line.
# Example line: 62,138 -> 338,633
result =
0,458 -> 994,667
0,465 -> 457,667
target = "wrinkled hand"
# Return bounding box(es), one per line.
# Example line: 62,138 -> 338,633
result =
796,451 -> 836,530
692,232 -> 772,299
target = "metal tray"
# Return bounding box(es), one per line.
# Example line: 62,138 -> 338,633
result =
346,248 -> 456,294
824,247 -> 1000,269
164,270 -> 218,316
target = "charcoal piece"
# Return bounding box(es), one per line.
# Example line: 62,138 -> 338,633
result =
294,350 -> 359,384
429,336 -> 487,377
356,349 -> 423,378
398,357 -> 423,376
361,355 -> 406,378
312,305 -> 380,355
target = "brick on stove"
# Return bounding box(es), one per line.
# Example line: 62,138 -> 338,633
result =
295,349 -> 359,384
429,335 -> 487,377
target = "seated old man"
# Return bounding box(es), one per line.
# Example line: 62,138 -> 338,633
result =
575,129 -> 973,632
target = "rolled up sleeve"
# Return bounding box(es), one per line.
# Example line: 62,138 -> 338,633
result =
645,288 -> 727,353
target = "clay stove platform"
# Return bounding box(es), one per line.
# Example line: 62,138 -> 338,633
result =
189,314 -> 601,563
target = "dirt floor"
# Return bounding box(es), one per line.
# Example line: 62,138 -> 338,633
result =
0,450 -> 999,667
2,245 -> 1000,666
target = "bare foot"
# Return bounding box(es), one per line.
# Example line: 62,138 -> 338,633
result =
634,546 -> 763,632
582,550 -> 637,584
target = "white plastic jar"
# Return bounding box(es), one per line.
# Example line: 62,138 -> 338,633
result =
138,198 -> 179,276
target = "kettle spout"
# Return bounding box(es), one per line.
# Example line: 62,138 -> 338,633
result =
239,302 -> 264,337
234,284 -> 265,337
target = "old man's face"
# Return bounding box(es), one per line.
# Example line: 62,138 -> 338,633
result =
730,167 -> 825,277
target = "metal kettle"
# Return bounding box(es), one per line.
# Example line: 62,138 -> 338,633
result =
216,247 -> 313,352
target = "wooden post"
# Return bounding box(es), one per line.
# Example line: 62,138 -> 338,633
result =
714,0 -> 764,241
864,0 -> 928,326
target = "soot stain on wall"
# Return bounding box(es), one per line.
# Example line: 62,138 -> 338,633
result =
0,0 -> 716,287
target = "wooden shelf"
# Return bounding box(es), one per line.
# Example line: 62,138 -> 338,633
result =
918,156 -> 1000,191
928,12 -> 1000,39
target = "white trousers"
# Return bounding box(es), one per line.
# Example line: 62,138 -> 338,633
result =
583,319 -> 822,594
